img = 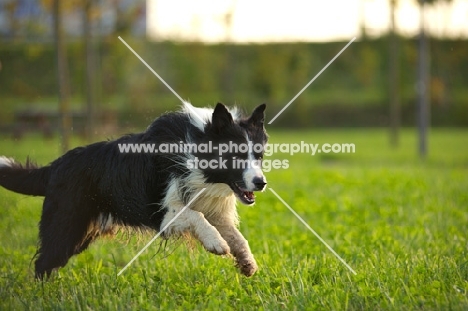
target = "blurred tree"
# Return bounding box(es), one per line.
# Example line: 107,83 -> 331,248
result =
114,0 -> 140,35
221,0 -> 237,103
53,0 -> 71,152
389,0 -> 400,148
359,0 -> 368,40
83,0 -> 95,141
417,0 -> 428,158
416,0 -> 452,158
4,0 -> 18,39
41,0 -> 82,13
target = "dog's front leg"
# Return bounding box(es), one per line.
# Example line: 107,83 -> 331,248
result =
161,208 -> 230,255
214,225 -> 258,277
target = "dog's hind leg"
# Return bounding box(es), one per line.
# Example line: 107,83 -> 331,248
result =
34,197 -> 95,279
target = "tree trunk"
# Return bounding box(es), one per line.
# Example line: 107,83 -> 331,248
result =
53,0 -> 71,153
389,0 -> 400,148
84,0 -> 95,141
417,0 -> 429,158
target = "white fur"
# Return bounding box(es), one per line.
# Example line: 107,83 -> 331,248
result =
159,175 -> 257,275
228,106 -> 240,121
0,156 -> 15,168
159,178 -> 232,254
181,101 -> 213,132
243,136 -> 266,191
85,213 -> 116,239
182,169 -> 239,224
160,173 -> 257,274
97,213 -> 114,232
181,101 -> 240,132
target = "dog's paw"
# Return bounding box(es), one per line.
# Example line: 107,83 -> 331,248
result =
204,238 -> 231,255
237,257 -> 258,277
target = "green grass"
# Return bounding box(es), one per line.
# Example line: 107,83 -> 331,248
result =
0,128 -> 467,310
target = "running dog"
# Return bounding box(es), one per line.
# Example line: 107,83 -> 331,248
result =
0,102 -> 267,279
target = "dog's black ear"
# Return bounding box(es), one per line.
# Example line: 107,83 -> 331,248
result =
249,103 -> 266,126
211,103 -> 233,132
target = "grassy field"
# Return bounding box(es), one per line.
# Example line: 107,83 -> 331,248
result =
0,128 -> 467,310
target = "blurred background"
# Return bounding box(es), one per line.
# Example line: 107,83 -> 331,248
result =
0,0 -> 467,151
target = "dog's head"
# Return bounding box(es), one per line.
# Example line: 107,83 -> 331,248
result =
195,103 -> 268,205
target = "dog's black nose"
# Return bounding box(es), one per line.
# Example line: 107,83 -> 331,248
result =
252,177 -> 267,190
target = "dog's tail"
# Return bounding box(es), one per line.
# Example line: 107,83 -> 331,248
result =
0,156 -> 50,196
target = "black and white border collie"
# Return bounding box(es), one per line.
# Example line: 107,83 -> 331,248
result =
0,102 -> 268,279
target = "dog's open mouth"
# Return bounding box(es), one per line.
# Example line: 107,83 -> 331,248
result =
231,182 -> 255,205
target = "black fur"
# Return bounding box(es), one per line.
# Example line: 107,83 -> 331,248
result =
0,103 -> 267,279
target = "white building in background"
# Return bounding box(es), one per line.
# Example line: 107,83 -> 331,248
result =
1,0 -> 466,42
147,0 -> 468,42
